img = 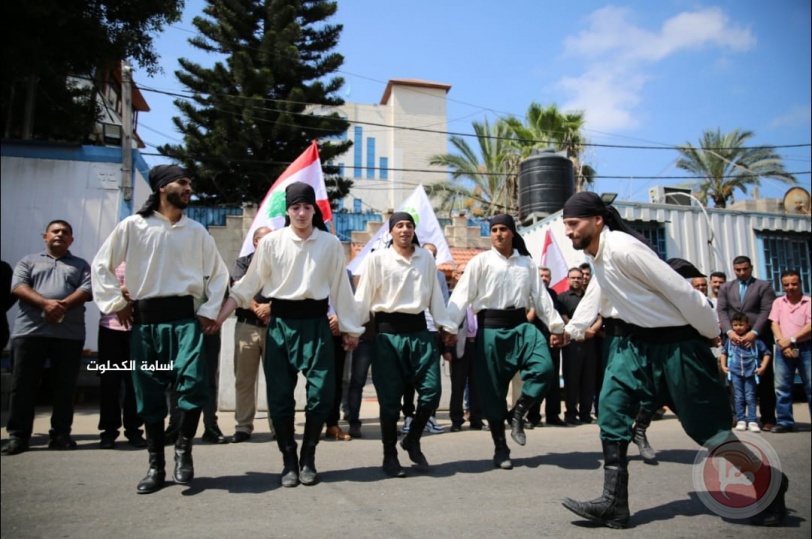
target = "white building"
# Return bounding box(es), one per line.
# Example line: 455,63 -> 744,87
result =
522,198 -> 811,293
332,79 -> 451,213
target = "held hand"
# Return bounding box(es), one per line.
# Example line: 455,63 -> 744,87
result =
776,337 -> 792,349
342,334 -> 359,352
781,346 -> 797,359
254,303 -> 271,325
550,333 -> 565,348
442,352 -> 452,362
584,329 -> 597,340
440,329 -> 457,347
42,299 -> 67,323
116,304 -> 134,329
197,316 -> 220,335
755,365 -> 767,376
328,315 -> 340,337
739,332 -> 756,348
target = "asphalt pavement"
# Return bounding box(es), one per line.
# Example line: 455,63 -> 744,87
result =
1,395 -> 810,539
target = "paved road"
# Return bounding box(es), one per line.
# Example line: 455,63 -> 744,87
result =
1,399 -> 810,538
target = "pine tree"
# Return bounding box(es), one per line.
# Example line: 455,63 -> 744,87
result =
159,0 -> 352,206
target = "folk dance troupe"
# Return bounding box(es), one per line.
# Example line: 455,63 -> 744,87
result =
4,161 -> 792,529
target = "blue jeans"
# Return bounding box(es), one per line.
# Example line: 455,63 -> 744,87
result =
774,342 -> 812,428
730,372 -> 758,423
346,339 -> 373,428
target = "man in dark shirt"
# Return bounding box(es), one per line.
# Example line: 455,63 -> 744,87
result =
559,267 -> 598,425
2,220 -> 92,455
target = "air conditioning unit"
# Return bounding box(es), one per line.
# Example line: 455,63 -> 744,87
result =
649,186 -> 693,206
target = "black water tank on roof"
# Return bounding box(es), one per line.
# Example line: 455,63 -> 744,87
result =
518,151 -> 574,222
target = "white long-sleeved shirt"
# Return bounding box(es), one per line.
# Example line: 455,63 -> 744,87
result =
92,213 -> 229,320
447,248 -> 564,334
354,247 -> 457,334
230,227 -> 364,336
584,229 -> 719,339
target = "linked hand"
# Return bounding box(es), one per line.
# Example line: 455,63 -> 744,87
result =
342,334 -> 359,351
116,304 -> 134,329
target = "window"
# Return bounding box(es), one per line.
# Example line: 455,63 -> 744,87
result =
336,198 -> 344,211
353,126 -> 362,178
629,222 -> 667,260
380,157 -> 388,180
338,163 -> 345,177
759,231 -> 811,294
353,198 -> 362,212
366,138 -> 376,179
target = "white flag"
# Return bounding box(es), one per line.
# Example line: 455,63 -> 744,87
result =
347,185 -> 452,275
239,141 -> 332,257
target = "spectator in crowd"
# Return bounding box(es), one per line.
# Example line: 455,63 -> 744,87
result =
717,256 -> 777,431
691,276 -> 708,297
579,262 -> 592,288
97,262 -> 145,449
720,312 -> 771,433
2,220 -> 92,456
230,226 -> 272,443
769,269 -> 811,433
709,271 -> 727,303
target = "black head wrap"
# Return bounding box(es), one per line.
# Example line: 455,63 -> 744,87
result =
386,211 -> 420,246
137,164 -> 189,217
667,258 -> 705,279
489,213 -> 531,257
561,192 -> 654,251
283,182 -> 329,232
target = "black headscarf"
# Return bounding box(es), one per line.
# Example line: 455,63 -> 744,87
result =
562,192 -> 653,251
137,164 -> 189,217
283,182 -> 329,232
386,211 -> 420,246
667,258 -> 705,279
489,213 -> 531,257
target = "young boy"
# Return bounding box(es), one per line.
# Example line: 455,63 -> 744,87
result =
720,312 -> 772,433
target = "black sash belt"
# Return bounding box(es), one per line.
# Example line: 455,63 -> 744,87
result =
603,318 -> 631,337
133,296 -> 195,324
375,311 -> 427,334
477,308 -> 527,329
603,317 -> 700,343
270,298 -> 329,320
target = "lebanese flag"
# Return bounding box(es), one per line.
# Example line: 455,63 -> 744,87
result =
239,141 -> 332,257
540,229 -> 568,294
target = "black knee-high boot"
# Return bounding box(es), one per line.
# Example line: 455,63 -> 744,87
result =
400,406 -> 431,470
562,440 -> 630,529
509,396 -> 535,446
381,418 -> 405,478
137,422 -> 166,494
633,408 -> 657,463
490,420 -> 512,470
273,417 -> 299,487
299,416 -> 324,486
174,408 -> 201,484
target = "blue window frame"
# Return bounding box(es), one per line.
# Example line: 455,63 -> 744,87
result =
379,157 -> 388,180
353,126 -> 362,178
758,231 -> 811,294
353,198 -> 362,212
366,138 -> 376,179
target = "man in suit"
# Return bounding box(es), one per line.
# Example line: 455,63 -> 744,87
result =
716,255 -> 777,431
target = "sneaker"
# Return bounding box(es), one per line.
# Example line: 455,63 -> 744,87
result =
425,416 -> 445,434
748,422 -> 761,433
48,434 -> 77,450
735,421 -> 747,431
400,416 -> 412,434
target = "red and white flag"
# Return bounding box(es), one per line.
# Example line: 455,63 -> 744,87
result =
540,228 -> 568,294
239,141 -> 332,257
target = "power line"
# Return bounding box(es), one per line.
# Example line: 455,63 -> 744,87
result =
136,84 -> 812,151
139,151 -> 809,180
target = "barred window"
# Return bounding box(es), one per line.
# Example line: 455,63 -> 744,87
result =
759,231 -> 811,294
629,222 -> 667,260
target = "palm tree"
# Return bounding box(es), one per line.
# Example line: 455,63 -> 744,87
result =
428,118 -> 518,216
675,128 -> 797,208
504,102 -> 595,192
